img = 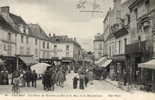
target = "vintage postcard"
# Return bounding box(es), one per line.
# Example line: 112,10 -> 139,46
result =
0,0 -> 155,100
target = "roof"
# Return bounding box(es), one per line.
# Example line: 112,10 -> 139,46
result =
9,13 -> 26,25
0,15 -> 18,33
112,27 -> 128,39
28,24 -> 49,41
49,35 -> 81,48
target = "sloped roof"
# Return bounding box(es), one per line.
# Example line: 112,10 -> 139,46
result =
9,13 -> 26,25
0,15 -> 18,33
28,24 -> 49,41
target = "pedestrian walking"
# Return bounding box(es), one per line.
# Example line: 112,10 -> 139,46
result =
25,70 -> 31,87
2,68 -> 9,85
73,75 -> 79,89
123,71 -> 127,86
79,73 -> 84,90
32,70 -> 37,88
43,68 -> 52,91
84,74 -> 89,87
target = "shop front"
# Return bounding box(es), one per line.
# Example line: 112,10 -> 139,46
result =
138,59 -> 155,92
125,40 -> 151,84
112,55 -> 127,81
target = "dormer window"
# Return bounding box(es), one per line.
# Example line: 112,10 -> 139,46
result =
19,25 -> 24,33
25,28 -> 29,34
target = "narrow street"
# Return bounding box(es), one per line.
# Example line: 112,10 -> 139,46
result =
0,71 -> 126,95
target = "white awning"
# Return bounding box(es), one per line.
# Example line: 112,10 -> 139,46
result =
95,57 -> 107,65
100,59 -> 112,68
138,59 -> 155,70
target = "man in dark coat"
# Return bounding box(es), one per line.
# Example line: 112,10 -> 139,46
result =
2,69 -> 9,85
43,70 -> 51,91
123,71 -> 127,86
32,70 -> 37,88
73,76 -> 79,89
25,70 -> 31,87
79,73 -> 84,90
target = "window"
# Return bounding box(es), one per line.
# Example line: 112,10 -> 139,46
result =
116,10 -> 121,19
134,8 -> 138,20
54,45 -> 57,48
54,45 -> 57,57
25,28 -> 29,34
47,42 -> 49,49
26,36 -> 29,44
124,38 -> 127,46
4,44 -> 7,51
35,38 -> 38,45
8,33 -> 11,41
43,41 -> 45,48
66,45 -> 69,50
35,49 -> 38,57
66,52 -> 69,57
118,40 -> 121,54
20,46 -> 24,55
27,48 -> 30,55
145,0 -> 150,12
21,35 -> 24,43
138,36 -> 141,41
99,43 -> 102,50
43,52 -> 45,58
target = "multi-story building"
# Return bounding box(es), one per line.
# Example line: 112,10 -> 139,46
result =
103,0 -> 155,90
126,0 -> 155,89
50,34 -> 81,62
103,0 -> 133,80
93,33 -> 104,60
0,6 -> 82,72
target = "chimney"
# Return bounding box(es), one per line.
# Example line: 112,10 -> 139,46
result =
0,6 -> 10,14
74,37 -> 76,41
49,33 -> 51,37
53,33 -> 56,37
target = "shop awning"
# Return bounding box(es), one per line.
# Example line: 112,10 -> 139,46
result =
138,59 -> 155,70
19,56 -> 37,66
100,59 -> 112,68
95,57 -> 107,65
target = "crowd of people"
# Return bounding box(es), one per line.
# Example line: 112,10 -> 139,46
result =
0,62 -> 97,93
73,67 -> 94,90
42,65 -> 67,91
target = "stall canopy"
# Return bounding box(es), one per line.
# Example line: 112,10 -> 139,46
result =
31,63 -> 50,74
138,59 -> 155,70
19,55 -> 37,66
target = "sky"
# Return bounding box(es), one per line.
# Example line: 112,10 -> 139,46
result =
0,0 -> 126,51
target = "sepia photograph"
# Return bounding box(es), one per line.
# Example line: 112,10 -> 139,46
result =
0,0 -> 155,100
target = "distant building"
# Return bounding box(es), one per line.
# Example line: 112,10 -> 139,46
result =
93,33 -> 104,60
49,34 -> 82,62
